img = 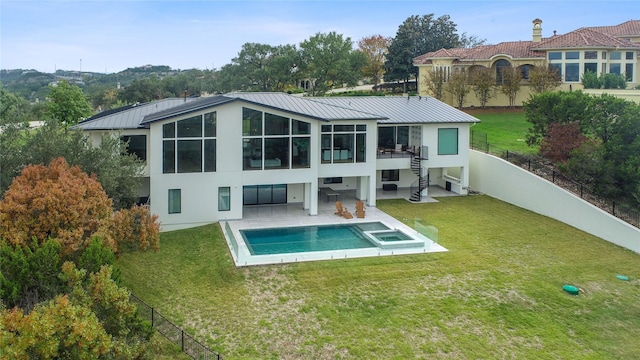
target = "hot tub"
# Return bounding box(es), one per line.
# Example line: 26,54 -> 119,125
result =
364,229 -> 426,249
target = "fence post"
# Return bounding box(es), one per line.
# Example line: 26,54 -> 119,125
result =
151,307 -> 154,327
552,171 -> 556,183
612,201 -> 616,216
580,184 -> 583,198
181,330 -> 185,352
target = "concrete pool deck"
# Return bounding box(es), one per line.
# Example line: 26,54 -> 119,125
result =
222,187 -> 453,266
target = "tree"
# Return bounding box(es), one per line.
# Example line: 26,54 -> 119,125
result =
0,158 -> 113,255
469,66 -> 496,108
384,14 -> 476,87
422,68 -> 446,100
0,157 -> 160,256
117,77 -> 166,104
299,32 -> 366,96
499,66 -> 522,108
446,69 -> 470,108
528,63 -> 561,94
1,295 -> 112,359
523,91 -> 592,146
45,80 -> 93,127
220,43 -> 301,92
540,122 -> 588,162
0,87 -> 31,193
0,239 -> 64,311
1,117 -> 146,208
357,35 -> 391,89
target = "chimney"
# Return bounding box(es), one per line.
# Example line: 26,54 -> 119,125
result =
532,18 -> 543,42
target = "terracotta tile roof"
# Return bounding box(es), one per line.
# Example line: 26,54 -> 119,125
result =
533,27 -> 640,49
414,42 -> 544,64
414,20 -> 640,65
585,20 -> 640,38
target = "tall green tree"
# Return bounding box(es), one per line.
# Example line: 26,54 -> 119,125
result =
384,14 -> 476,88
299,32 -> 366,96
218,43 -> 301,92
45,80 -> 93,127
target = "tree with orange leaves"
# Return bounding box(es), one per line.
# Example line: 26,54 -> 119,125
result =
0,157 -> 112,255
0,157 -> 159,257
357,35 -> 391,89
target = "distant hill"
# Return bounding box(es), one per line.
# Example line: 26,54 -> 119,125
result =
0,65 -> 191,101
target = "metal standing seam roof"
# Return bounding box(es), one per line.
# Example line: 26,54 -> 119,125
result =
309,96 -> 480,124
140,92 -> 387,124
77,93 -> 476,130
75,98 -> 195,130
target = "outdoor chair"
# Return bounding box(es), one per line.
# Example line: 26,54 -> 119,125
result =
335,201 -> 345,216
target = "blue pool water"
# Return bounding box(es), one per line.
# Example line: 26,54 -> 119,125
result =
241,222 -> 390,255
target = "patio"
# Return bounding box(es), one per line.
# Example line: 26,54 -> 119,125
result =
222,186 -> 455,266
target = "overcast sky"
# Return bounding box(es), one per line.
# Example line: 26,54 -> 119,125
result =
1,0 -> 638,74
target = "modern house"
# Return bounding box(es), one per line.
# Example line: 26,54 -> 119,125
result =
77,93 -> 478,231
414,19 -> 640,107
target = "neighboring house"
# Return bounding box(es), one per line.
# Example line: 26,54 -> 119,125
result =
414,19 -> 640,107
77,93 -> 478,231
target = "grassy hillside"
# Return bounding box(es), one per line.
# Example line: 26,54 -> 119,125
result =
465,109 -> 538,155
117,196 -> 640,359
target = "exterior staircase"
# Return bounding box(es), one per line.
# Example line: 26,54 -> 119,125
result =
409,146 -> 428,202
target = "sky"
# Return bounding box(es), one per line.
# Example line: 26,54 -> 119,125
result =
1,0 -> 638,74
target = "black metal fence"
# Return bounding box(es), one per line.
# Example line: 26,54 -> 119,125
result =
470,130 -> 639,228
130,294 -> 223,360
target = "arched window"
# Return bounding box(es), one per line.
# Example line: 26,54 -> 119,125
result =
494,59 -> 511,84
519,64 -> 532,80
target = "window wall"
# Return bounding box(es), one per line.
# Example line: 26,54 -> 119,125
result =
547,50 -> 636,83
378,126 -> 409,150
321,124 -> 367,164
121,135 -> 147,161
242,107 -> 311,170
163,112 -> 216,173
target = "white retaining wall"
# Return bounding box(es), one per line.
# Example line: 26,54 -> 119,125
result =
469,150 -> 640,253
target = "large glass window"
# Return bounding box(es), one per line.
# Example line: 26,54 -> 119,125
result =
610,63 -> 621,74
264,137 -> 289,169
242,108 -> 310,170
177,116 -> 202,137
626,63 -> 634,82
548,52 -> 562,60
218,187 -> 230,211
242,108 -> 262,136
378,126 -> 408,149
584,63 -> 598,74
168,189 -> 181,214
292,138 -> 310,168
626,52 -> 634,60
265,113 -> 289,135
585,51 -> 598,60
565,52 -> 579,60
121,135 -> 147,161
438,128 -> 458,155
565,63 -> 580,82
243,185 -> 287,205
177,140 -> 202,173
381,169 -> 399,182
494,59 -> 511,84
610,52 -> 621,60
162,112 -> 217,174
321,123 -> 366,164
550,64 -> 562,78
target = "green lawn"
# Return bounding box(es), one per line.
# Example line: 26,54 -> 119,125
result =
465,109 -> 538,154
117,196 -> 640,359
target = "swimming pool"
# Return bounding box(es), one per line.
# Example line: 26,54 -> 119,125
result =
241,222 -> 392,255
224,217 -> 448,267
